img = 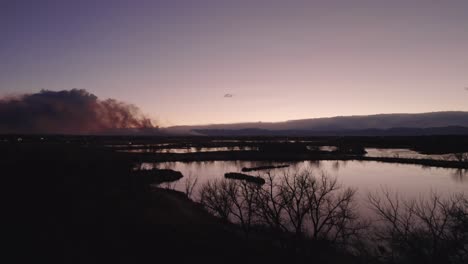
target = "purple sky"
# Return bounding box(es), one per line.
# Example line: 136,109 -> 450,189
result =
1,0 -> 467,126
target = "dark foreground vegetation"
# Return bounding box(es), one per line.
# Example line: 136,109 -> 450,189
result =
2,136 -> 467,264
3,143 -> 289,264
200,171 -> 468,264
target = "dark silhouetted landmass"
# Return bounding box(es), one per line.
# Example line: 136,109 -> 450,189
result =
3,137 -> 466,264
131,168 -> 183,184
165,112 -> 468,136
224,172 -> 266,184
193,126 -> 468,136
3,143 -> 295,264
242,164 -> 290,172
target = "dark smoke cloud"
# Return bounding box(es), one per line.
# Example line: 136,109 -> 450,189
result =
0,89 -> 158,134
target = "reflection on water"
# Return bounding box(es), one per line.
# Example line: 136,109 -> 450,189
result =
364,148 -> 466,161
106,143 -> 172,148
124,146 -> 467,161
452,168 -> 468,182
212,140 -> 320,143
319,146 -> 338,152
137,160 -> 467,204
122,146 -> 258,153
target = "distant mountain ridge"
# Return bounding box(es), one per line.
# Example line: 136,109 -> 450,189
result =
165,112 -> 468,136
193,126 -> 468,137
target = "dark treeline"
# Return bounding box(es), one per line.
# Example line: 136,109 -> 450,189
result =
2,135 -> 468,154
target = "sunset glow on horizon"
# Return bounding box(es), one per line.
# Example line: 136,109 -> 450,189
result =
1,0 -> 467,126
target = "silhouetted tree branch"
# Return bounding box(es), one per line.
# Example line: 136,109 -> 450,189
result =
368,189 -> 468,264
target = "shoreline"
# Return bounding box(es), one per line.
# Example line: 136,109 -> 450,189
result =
128,151 -> 468,169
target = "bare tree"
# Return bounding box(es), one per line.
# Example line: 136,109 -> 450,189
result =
448,195 -> 468,263
198,168 -> 366,256
278,170 -> 311,237
227,180 -> 260,237
255,172 -> 288,232
199,178 -> 260,236
306,173 -> 363,245
184,172 -> 199,199
368,189 -> 468,264
199,179 -> 236,222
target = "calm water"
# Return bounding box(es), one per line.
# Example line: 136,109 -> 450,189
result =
364,148 -> 463,161
122,146 -> 258,153
137,160 -> 467,205
115,142 -> 467,161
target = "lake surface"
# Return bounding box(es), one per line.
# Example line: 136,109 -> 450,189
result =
122,146 -> 259,153
120,144 -> 467,161
137,160 -> 467,205
364,148 -> 463,161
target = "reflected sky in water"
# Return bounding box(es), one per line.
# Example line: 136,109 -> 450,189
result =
364,148 -> 465,161
138,160 -> 467,205
123,146 -> 258,153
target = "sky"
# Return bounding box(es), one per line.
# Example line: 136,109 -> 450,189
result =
1,0 -> 467,126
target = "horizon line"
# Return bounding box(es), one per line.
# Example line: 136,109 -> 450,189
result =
163,110 -> 468,128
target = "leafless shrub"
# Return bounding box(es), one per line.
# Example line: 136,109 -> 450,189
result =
368,189 -> 468,264
184,172 -> 199,199
277,170 -> 366,246
199,168 -> 364,248
199,179 -> 236,221
279,170 -> 311,237
255,172 -> 288,232
199,177 -> 260,236
227,179 -> 260,237
305,173 -> 365,246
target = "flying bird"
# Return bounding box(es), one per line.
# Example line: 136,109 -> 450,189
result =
224,93 -> 234,98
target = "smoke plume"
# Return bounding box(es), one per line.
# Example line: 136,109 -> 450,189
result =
0,89 -> 157,134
